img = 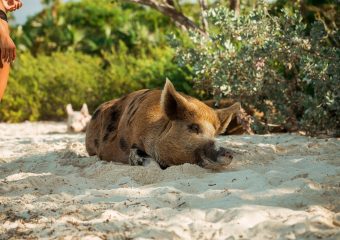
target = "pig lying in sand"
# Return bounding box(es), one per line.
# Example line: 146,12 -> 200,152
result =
66,103 -> 92,133
86,80 -> 242,169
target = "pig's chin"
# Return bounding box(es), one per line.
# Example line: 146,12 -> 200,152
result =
197,154 -> 233,170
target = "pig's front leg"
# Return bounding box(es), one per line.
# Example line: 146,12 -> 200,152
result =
128,147 -> 154,167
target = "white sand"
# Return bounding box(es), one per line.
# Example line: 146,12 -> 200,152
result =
0,122 -> 339,239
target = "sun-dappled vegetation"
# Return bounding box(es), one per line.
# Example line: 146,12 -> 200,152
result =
171,3 -> 339,135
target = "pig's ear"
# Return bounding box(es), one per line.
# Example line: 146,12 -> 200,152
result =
66,104 -> 73,115
80,103 -> 89,116
161,79 -> 191,120
216,102 -> 241,134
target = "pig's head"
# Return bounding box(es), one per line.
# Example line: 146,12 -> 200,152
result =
155,80 -> 240,170
66,103 -> 92,133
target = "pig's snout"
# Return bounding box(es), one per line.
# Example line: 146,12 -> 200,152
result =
199,141 -> 233,169
216,147 -> 233,162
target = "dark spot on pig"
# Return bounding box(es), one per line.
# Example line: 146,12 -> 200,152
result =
138,90 -> 152,103
127,90 -> 153,126
128,90 -> 151,112
104,105 -> 121,142
127,97 -> 139,115
94,139 -> 99,148
159,120 -> 170,135
109,134 -> 117,142
106,122 -> 115,133
119,137 -> 128,152
103,132 -> 110,142
127,107 -> 138,126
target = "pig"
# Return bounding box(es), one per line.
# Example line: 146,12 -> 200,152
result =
66,103 -> 92,133
85,80 -> 242,169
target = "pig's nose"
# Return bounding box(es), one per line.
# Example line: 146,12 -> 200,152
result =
217,147 -> 233,160
215,147 -> 233,166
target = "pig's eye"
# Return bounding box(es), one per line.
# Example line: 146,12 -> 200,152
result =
188,124 -> 200,134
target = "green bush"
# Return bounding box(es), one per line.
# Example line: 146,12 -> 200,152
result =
13,0 -> 179,56
0,46 -> 193,122
0,0 -> 195,122
101,42 -> 194,100
171,3 -> 339,135
0,52 -> 103,122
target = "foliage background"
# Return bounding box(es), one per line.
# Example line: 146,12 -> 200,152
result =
171,3 -> 339,135
0,0 -> 338,135
1,0 -> 194,121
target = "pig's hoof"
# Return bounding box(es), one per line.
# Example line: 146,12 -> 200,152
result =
129,148 -> 143,166
128,148 -> 152,166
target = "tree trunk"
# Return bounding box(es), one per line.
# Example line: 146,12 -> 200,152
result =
229,0 -> 240,16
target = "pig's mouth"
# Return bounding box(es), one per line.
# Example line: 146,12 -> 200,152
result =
196,146 -> 233,170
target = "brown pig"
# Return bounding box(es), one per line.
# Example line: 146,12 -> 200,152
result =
85,80 -> 242,169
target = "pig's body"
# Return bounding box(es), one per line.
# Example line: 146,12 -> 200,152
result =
86,80 -> 241,169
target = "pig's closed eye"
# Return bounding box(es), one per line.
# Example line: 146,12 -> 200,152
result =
188,124 -> 200,134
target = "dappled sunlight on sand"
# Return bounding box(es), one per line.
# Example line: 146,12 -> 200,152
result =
0,122 -> 339,239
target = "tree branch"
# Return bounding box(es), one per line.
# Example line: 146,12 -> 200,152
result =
124,0 -> 206,34
199,0 -> 209,32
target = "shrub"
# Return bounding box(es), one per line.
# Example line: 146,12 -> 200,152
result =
101,42 -> 195,100
171,3 -> 339,135
0,46 -> 193,122
2,0 -> 196,122
0,52 -> 103,122
13,0 -> 179,56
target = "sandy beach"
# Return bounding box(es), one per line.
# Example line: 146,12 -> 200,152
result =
0,122 -> 339,239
